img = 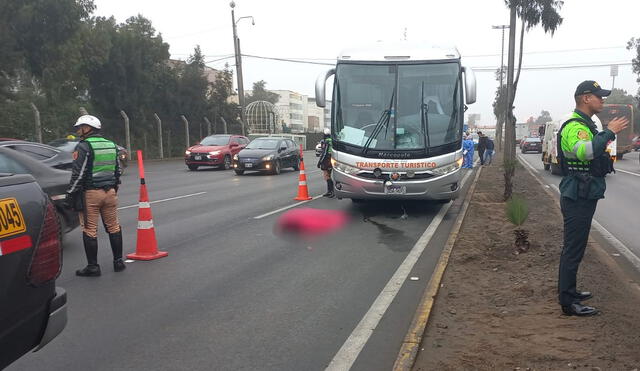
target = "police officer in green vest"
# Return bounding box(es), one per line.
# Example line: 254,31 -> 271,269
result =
557,81 -> 628,316
65,115 -> 125,277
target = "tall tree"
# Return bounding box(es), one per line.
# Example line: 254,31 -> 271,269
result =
503,0 -> 564,200
245,80 -> 279,105
177,45 -> 210,142
628,37 -> 640,101
208,64 -> 241,135
534,110 -> 552,126
605,88 -> 638,105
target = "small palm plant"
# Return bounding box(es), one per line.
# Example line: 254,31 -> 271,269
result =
505,195 -> 530,254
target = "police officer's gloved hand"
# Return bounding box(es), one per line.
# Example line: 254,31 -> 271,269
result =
63,193 -> 73,209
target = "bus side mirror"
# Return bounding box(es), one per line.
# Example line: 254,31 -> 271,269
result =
462,66 -> 477,105
315,68 -> 335,108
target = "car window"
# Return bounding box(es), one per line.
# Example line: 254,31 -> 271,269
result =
525,138 -> 541,143
241,138 -> 249,145
12,144 -> 57,160
0,153 -> 29,174
230,138 -> 240,145
201,135 -> 231,146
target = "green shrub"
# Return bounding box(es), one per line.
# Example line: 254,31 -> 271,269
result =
505,195 -> 529,226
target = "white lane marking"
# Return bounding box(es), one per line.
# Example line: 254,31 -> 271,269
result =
253,195 -> 323,219
517,154 -> 539,173
326,169 -> 474,371
616,169 -> 640,177
118,192 -> 207,210
591,219 -> 640,271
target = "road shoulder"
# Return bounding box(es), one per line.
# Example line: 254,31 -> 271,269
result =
404,157 -> 640,370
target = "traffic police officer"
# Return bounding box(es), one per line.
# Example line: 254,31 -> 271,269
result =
66,115 -> 125,277
317,128 -> 334,197
558,81 -> 628,316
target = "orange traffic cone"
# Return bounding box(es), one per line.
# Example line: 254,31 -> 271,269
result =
126,150 -> 168,261
294,145 -> 312,201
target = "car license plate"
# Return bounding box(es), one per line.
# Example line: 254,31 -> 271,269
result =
245,162 -> 253,168
385,184 -> 406,195
0,198 -> 27,239
194,155 -> 202,160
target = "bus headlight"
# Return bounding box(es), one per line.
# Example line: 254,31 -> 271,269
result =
430,160 -> 462,176
333,160 -> 360,175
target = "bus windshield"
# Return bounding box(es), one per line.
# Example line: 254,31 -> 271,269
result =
333,62 -> 461,151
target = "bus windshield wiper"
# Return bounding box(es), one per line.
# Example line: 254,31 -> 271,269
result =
421,82 -> 431,155
445,70 -> 462,142
362,90 -> 395,155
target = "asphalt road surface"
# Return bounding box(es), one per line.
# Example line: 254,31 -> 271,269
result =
518,150 -> 640,265
9,153 -> 477,371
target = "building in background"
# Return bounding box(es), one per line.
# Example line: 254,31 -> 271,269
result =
272,90 -> 306,133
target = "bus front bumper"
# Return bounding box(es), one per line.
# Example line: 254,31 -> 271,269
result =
332,168 -> 462,200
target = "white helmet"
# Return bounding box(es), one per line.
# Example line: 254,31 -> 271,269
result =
323,128 -> 331,135
74,115 -> 101,129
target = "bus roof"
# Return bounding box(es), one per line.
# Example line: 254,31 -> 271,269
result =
337,41 -> 460,63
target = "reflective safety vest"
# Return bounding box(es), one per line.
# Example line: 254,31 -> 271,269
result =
85,136 -> 117,186
558,113 -> 595,174
325,137 -> 332,154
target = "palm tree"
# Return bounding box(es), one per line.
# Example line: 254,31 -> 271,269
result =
502,0 -> 564,200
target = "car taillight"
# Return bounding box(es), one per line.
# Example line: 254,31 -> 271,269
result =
28,201 -> 62,286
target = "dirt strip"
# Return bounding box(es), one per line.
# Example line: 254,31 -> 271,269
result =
412,157 -> 640,371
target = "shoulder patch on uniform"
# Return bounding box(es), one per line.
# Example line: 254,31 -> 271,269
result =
72,151 -> 79,160
577,130 -> 589,140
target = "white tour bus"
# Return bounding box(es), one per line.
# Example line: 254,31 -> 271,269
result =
315,41 -> 477,201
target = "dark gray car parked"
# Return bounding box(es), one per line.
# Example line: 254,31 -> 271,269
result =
0,141 -> 74,170
232,137 -> 300,175
0,147 -> 79,233
0,173 -> 67,369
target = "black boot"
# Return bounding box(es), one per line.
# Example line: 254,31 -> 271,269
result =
323,179 -> 335,198
109,230 -> 126,272
76,233 -> 101,277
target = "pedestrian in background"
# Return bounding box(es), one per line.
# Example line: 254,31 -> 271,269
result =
477,131 -> 487,165
462,135 -> 474,168
65,115 -> 125,277
317,128 -> 334,198
484,136 -> 495,165
557,80 -> 628,316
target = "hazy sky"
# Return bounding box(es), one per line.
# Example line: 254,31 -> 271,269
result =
93,0 -> 639,126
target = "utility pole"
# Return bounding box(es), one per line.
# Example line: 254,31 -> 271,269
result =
492,24 -> 509,150
230,1 -> 254,137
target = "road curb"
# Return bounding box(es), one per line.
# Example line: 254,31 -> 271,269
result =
392,166 -> 483,371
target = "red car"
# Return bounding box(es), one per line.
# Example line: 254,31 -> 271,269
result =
185,134 -> 249,171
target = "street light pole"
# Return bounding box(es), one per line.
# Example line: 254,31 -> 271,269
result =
493,24 -> 509,150
230,1 -> 254,137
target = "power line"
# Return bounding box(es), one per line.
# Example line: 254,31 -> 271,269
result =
241,54 -> 334,66
464,45 -> 628,58
472,61 -> 632,72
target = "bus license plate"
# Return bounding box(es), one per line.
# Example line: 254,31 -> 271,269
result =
385,185 -> 406,195
0,198 -> 27,239
245,162 -> 253,168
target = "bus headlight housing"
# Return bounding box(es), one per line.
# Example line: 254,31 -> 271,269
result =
332,160 -> 360,175
430,159 -> 463,176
